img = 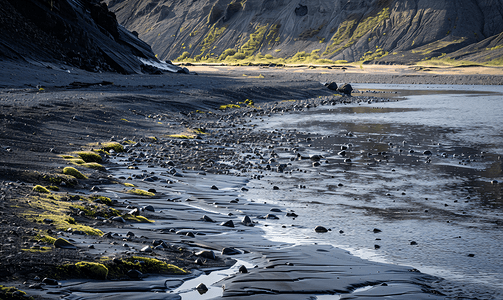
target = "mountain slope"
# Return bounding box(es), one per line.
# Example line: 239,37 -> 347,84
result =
106,0 -> 503,65
0,0 -> 158,74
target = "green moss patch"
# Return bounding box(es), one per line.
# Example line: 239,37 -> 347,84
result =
56,262 -> 108,280
126,188 -> 156,197
122,214 -> 154,223
82,162 -> 106,171
33,185 -> 50,193
76,151 -> 102,163
102,142 -> 124,153
106,256 -> 187,279
0,285 -> 32,300
63,167 -> 87,179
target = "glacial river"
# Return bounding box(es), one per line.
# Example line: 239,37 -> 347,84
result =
247,84 -> 503,299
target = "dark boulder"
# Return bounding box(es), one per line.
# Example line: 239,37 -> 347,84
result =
337,83 -> 353,96
295,4 -> 308,16
327,82 -> 338,91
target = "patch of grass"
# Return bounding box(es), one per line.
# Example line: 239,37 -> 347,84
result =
127,189 -> 156,197
46,186 -> 60,191
63,167 -> 87,179
196,25 -> 227,60
124,183 -> 135,187
360,46 -> 389,62
76,151 -> 102,163
166,134 -> 194,139
33,185 -> 50,193
219,104 -> 241,110
0,285 -> 32,300
106,256 -> 187,279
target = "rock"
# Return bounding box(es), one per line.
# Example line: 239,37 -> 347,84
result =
315,226 -> 328,233
54,238 -> 77,249
312,162 -> 320,167
286,212 -> 298,217
220,220 -> 235,227
270,208 -> 282,212
265,214 -> 279,220
337,83 -> 353,96
147,188 -> 157,193
186,231 -> 195,237
42,278 -> 59,285
423,150 -> 433,155
111,216 -> 126,223
273,186 -> 280,190
410,241 -> 418,245
468,253 -> 475,257
196,250 -> 216,260
43,218 -> 54,224
239,265 -> 248,273
196,283 -> 208,293
143,205 -> 155,212
222,247 -> 242,255
373,228 -> 382,233
295,4 -> 308,16
203,215 -> 215,222
375,244 -> 381,249
242,215 -> 253,226
195,258 -> 205,265
152,240 -> 167,248
211,185 -> 219,190
126,269 -> 143,279
140,246 -> 152,253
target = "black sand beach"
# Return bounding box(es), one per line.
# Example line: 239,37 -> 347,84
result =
1,60 -> 502,299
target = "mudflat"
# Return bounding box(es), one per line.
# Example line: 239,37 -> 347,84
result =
0,60 -> 501,299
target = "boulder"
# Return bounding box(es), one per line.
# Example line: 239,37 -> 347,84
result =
337,83 -> 353,96
54,238 -> 77,249
196,250 -> 216,260
220,220 -> 235,227
326,82 -> 338,91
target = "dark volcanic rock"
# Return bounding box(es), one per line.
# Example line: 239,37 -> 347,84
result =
327,82 -> 338,91
1,0 -> 158,74
337,83 -> 353,96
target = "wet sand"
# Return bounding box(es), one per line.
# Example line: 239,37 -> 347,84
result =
1,60 -> 501,299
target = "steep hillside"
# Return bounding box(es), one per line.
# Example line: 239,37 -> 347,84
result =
106,0 -> 503,65
0,0 -> 159,74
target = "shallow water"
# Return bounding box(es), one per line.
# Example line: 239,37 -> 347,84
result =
248,84 -> 503,299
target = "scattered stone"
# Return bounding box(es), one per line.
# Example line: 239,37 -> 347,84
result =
273,186 -> 280,190
220,220 -> 235,227
196,250 -> 216,260
195,258 -> 205,265
222,247 -> 242,255
265,214 -> 279,220
143,205 -> 155,212
203,215 -> 215,222
196,283 -> 208,293
373,228 -> 382,233
140,246 -> 152,253
286,212 -> 298,217
186,231 -> 195,237
126,269 -> 143,279
42,278 -> 58,285
111,216 -> 126,223
327,82 -> 338,91
423,150 -> 433,155
468,253 -> 475,257
270,208 -> 282,212
239,265 -> 248,273
54,238 -> 77,250
211,185 -> 219,190
374,244 -> 381,249
338,83 -> 353,96
410,241 -> 418,245
242,215 -> 253,226
315,226 -> 328,233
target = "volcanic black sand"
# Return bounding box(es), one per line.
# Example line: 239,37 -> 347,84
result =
1,60 -> 502,299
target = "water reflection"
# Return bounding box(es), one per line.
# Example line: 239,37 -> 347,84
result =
251,84 -> 503,298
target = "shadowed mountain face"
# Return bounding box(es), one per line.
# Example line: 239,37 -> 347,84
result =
0,0 -> 158,74
105,0 -> 503,64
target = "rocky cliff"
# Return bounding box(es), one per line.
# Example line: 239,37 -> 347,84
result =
0,0 -> 159,74
105,0 -> 503,65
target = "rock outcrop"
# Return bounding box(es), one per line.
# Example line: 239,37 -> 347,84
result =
105,0 -> 503,65
0,0 -> 159,74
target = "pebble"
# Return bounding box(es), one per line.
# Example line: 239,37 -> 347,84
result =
220,220 -> 235,227
239,265 -> 248,273
315,226 -> 328,233
42,278 -> 58,285
54,238 -> 77,250
196,250 -> 216,260
203,215 -> 215,222
196,283 -> 208,293
140,246 -> 152,253
222,247 -> 242,255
